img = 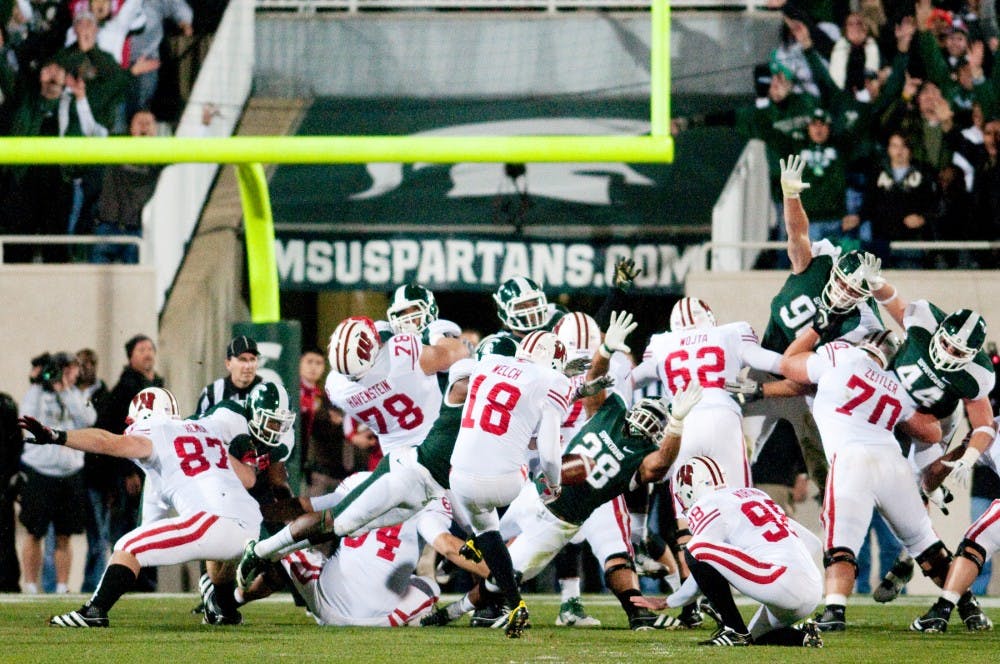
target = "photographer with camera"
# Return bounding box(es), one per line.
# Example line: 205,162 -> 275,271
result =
18,352 -> 96,593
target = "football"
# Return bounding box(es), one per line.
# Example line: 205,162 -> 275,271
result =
560,453 -> 596,486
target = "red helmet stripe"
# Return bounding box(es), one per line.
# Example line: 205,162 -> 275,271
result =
683,298 -> 694,328
696,455 -> 725,486
337,320 -> 358,374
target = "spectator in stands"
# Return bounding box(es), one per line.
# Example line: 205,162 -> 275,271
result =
19,352 -> 95,593
829,12 -> 882,95
65,0 -> 146,67
76,348 -> 113,593
0,59 -> 107,262
194,334 -> 262,415
126,0 -> 192,120
967,116 -> 1000,263
0,391 -> 23,593
298,345 -> 326,486
9,0 -> 72,75
91,108 -> 162,264
172,0 -> 228,107
863,131 -> 939,267
98,333 -> 163,592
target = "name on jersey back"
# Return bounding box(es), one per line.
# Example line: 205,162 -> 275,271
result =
680,334 -> 708,346
863,368 -> 898,395
346,380 -> 392,409
492,365 -> 523,380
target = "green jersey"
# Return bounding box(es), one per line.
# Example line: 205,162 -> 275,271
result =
203,400 -> 293,465
891,300 -> 995,418
415,400 -> 463,490
761,240 -> 883,352
538,393 -> 656,525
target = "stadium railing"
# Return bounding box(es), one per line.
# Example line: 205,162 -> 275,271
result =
254,0 -> 764,12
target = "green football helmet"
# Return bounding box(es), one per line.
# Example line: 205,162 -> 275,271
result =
387,283 -> 439,335
821,251 -> 872,314
247,382 -> 296,448
493,276 -> 550,332
625,397 -> 670,443
476,334 -> 520,360
930,309 -> 987,372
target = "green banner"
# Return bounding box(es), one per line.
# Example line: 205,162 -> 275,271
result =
233,321 -> 303,490
275,234 -> 699,294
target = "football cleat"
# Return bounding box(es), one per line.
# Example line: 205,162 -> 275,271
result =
491,601 -> 530,639
459,539 -> 483,563
554,597 -> 601,627
873,555 -> 914,603
677,599 -> 704,629
910,606 -> 949,633
236,540 -> 266,591
633,542 -> 668,579
629,609 -> 685,631
191,572 -> 212,614
699,626 -> 752,646
419,605 -> 457,627
958,595 -> 993,631
798,620 -> 824,647
813,606 -> 846,632
202,585 -> 243,626
49,604 -> 109,628
698,597 -> 725,630
470,603 -> 503,628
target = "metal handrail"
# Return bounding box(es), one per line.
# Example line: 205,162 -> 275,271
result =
254,0 -> 759,12
0,235 -> 145,264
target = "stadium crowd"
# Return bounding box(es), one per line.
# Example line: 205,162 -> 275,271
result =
0,0 -> 227,263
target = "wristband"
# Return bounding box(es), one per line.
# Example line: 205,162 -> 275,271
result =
875,288 -> 898,305
972,426 -> 996,439
598,344 -> 612,359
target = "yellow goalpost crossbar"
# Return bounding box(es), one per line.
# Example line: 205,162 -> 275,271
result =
0,1 -> 672,322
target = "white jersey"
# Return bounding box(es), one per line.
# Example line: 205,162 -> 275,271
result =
807,342 -> 918,460
451,355 -> 573,476
688,486 -> 819,577
560,350 -> 633,445
326,333 -> 442,454
126,415 -> 260,522
634,321 -> 780,412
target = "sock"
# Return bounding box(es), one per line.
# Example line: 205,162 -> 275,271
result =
824,594 -> 848,609
23,582 -> 38,594
612,587 -> 643,620
686,554 -> 747,633
941,590 -> 961,606
90,564 -> 138,612
631,513 -> 647,544
447,595 -> 475,620
665,570 -> 681,594
559,577 -> 581,603
475,531 -> 521,608
213,580 -> 240,615
554,543 -> 581,580
255,526 -> 296,559
233,588 -> 245,606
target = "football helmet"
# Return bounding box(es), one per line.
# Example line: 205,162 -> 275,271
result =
475,334 -> 520,360
822,251 -> 872,314
493,276 -> 550,332
624,397 -> 670,443
670,297 -> 716,332
126,387 -> 179,424
930,309 -> 987,372
329,316 -> 383,379
387,283 -> 439,335
247,382 -> 296,448
857,329 -> 902,369
515,331 -> 568,372
673,455 -> 728,512
554,311 -> 602,353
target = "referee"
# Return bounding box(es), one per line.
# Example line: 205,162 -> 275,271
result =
195,336 -> 263,416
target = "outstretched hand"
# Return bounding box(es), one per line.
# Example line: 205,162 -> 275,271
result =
602,311 -> 638,357
18,416 -> 67,445
779,154 -> 811,199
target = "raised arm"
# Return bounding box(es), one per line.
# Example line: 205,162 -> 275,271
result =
418,337 -> 472,375
20,416 -> 152,459
779,154 -> 814,274
638,382 -> 702,483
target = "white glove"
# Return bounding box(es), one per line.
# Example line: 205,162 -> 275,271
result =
665,381 -> 703,437
942,447 -> 982,487
600,310 -> 638,358
779,154 -> 811,199
859,251 -> 885,291
724,378 -> 763,405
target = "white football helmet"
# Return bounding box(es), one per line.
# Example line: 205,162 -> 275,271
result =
494,276 -> 550,332
857,329 -> 902,369
670,297 -> 716,332
328,316 -> 383,379
673,455 -> 728,512
554,311 -> 602,353
126,387 -> 179,425
515,330 -> 568,372
386,283 -> 439,335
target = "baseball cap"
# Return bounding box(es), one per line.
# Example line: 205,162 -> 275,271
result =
73,10 -> 97,25
227,335 -> 259,358
948,18 -> 969,35
811,108 -> 831,124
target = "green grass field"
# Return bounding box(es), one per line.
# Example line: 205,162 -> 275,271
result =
3,594 -> 997,663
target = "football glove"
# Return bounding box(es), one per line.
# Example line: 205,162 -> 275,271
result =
724,378 -> 764,405
539,477 -> 562,504
943,447 -> 981,487
923,485 -> 954,516
859,251 -> 885,291
811,305 -> 847,339
614,257 -> 642,291
574,375 -> 615,400
779,154 -> 811,199
563,357 -> 591,378
666,381 -> 703,437
18,416 -> 67,445
600,310 -> 637,358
